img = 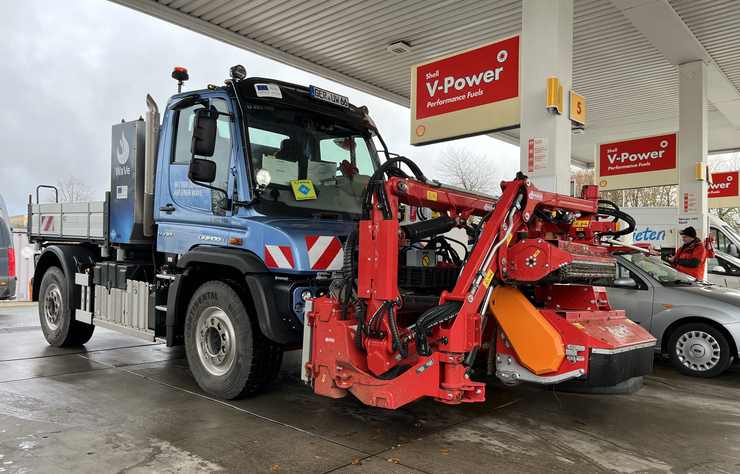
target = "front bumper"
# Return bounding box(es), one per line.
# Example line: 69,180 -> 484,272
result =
580,343 -> 655,387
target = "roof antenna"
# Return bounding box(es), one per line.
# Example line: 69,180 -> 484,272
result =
171,66 -> 189,94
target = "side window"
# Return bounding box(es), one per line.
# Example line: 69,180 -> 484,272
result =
712,228 -> 731,254
719,257 -> 740,276
172,105 -> 199,164
171,99 -> 233,213
614,264 -> 646,289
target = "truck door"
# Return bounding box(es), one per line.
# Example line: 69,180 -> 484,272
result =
157,95 -> 240,252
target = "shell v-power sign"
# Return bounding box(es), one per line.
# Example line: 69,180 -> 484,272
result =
411,35 -> 520,145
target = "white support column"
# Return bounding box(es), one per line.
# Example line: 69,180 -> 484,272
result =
678,60 -> 709,238
519,0 -> 573,194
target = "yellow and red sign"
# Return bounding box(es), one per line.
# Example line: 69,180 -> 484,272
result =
410,35 -> 520,145
709,171 -> 740,208
596,133 -> 678,191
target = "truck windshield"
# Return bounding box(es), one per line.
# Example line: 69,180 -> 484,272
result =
623,254 -> 696,285
245,102 -> 378,218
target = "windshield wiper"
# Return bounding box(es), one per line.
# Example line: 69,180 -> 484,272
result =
665,279 -> 694,285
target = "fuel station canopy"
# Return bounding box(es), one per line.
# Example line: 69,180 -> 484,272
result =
113,0 -> 740,168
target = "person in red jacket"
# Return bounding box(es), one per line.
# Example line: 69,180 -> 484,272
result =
670,226 -> 707,280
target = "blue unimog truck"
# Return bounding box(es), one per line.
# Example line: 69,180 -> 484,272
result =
28,65 -> 388,399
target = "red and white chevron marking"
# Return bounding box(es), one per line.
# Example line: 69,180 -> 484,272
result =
264,245 -> 295,270
41,215 -> 55,232
305,236 -> 344,271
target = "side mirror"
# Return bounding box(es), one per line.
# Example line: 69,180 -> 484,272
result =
188,158 -> 216,183
613,277 -> 637,289
191,107 -> 217,157
710,265 -> 727,274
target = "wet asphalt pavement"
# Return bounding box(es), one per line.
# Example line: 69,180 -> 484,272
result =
1,303 -> 740,473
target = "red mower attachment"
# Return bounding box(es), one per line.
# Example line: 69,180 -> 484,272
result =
302,162 -> 656,409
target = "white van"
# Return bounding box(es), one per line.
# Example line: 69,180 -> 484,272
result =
621,207 -> 740,257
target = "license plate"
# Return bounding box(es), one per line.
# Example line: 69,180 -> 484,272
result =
309,85 -> 349,108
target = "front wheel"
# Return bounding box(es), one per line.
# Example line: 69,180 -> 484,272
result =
38,266 -> 94,347
668,323 -> 732,377
184,280 -> 282,399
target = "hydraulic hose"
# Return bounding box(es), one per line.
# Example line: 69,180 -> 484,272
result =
362,156 -> 428,219
597,199 -> 636,238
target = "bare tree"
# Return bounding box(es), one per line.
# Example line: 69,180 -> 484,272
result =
600,185 -> 677,208
57,176 -> 92,203
435,146 -> 499,194
571,168 -> 595,196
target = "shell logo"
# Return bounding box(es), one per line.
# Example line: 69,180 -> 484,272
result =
599,179 -> 608,187
415,125 -> 426,137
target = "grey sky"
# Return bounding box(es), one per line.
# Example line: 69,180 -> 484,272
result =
0,0 -> 518,216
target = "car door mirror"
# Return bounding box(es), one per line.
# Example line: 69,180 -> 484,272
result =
188,158 -> 216,183
710,265 -> 727,274
191,107 -> 218,157
613,277 -> 637,288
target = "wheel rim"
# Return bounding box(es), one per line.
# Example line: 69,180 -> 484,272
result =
675,330 -> 721,372
195,306 -> 237,376
43,283 -> 63,331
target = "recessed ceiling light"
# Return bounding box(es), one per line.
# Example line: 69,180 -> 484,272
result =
386,41 -> 412,55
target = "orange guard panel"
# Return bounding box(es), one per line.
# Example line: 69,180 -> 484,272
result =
489,286 -> 564,374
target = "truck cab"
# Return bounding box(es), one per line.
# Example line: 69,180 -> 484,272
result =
152,77 -> 381,344
30,68 -> 385,399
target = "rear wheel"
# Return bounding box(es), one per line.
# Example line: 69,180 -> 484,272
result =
184,280 -> 282,399
668,323 -> 732,377
38,266 -> 94,346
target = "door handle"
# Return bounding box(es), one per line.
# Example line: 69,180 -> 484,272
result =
160,204 -> 176,214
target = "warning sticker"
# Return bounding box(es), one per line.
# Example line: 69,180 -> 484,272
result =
254,83 -> 282,99
483,270 -> 494,288
290,179 -> 317,200
527,137 -> 548,173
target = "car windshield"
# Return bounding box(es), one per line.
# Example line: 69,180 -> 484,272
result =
245,102 -> 378,218
622,253 -> 696,285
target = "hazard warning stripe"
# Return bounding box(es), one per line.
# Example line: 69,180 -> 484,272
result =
41,216 -> 55,232
264,245 -> 295,270
305,236 -> 344,270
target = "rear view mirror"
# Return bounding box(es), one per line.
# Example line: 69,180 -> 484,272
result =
613,277 -> 637,289
191,107 -> 217,157
188,158 -> 216,183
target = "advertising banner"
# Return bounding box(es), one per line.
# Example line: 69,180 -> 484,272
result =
596,133 -> 678,191
410,35 -> 520,145
709,171 -> 740,208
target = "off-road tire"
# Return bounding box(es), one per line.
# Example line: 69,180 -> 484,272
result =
38,266 -> 94,347
184,280 -> 282,399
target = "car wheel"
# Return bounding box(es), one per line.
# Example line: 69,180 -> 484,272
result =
184,280 -> 282,399
38,266 -> 94,347
668,323 -> 732,377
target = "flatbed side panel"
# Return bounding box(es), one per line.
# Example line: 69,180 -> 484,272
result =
29,200 -> 106,242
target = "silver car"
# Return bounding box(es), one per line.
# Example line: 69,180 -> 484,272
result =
607,253 -> 740,377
